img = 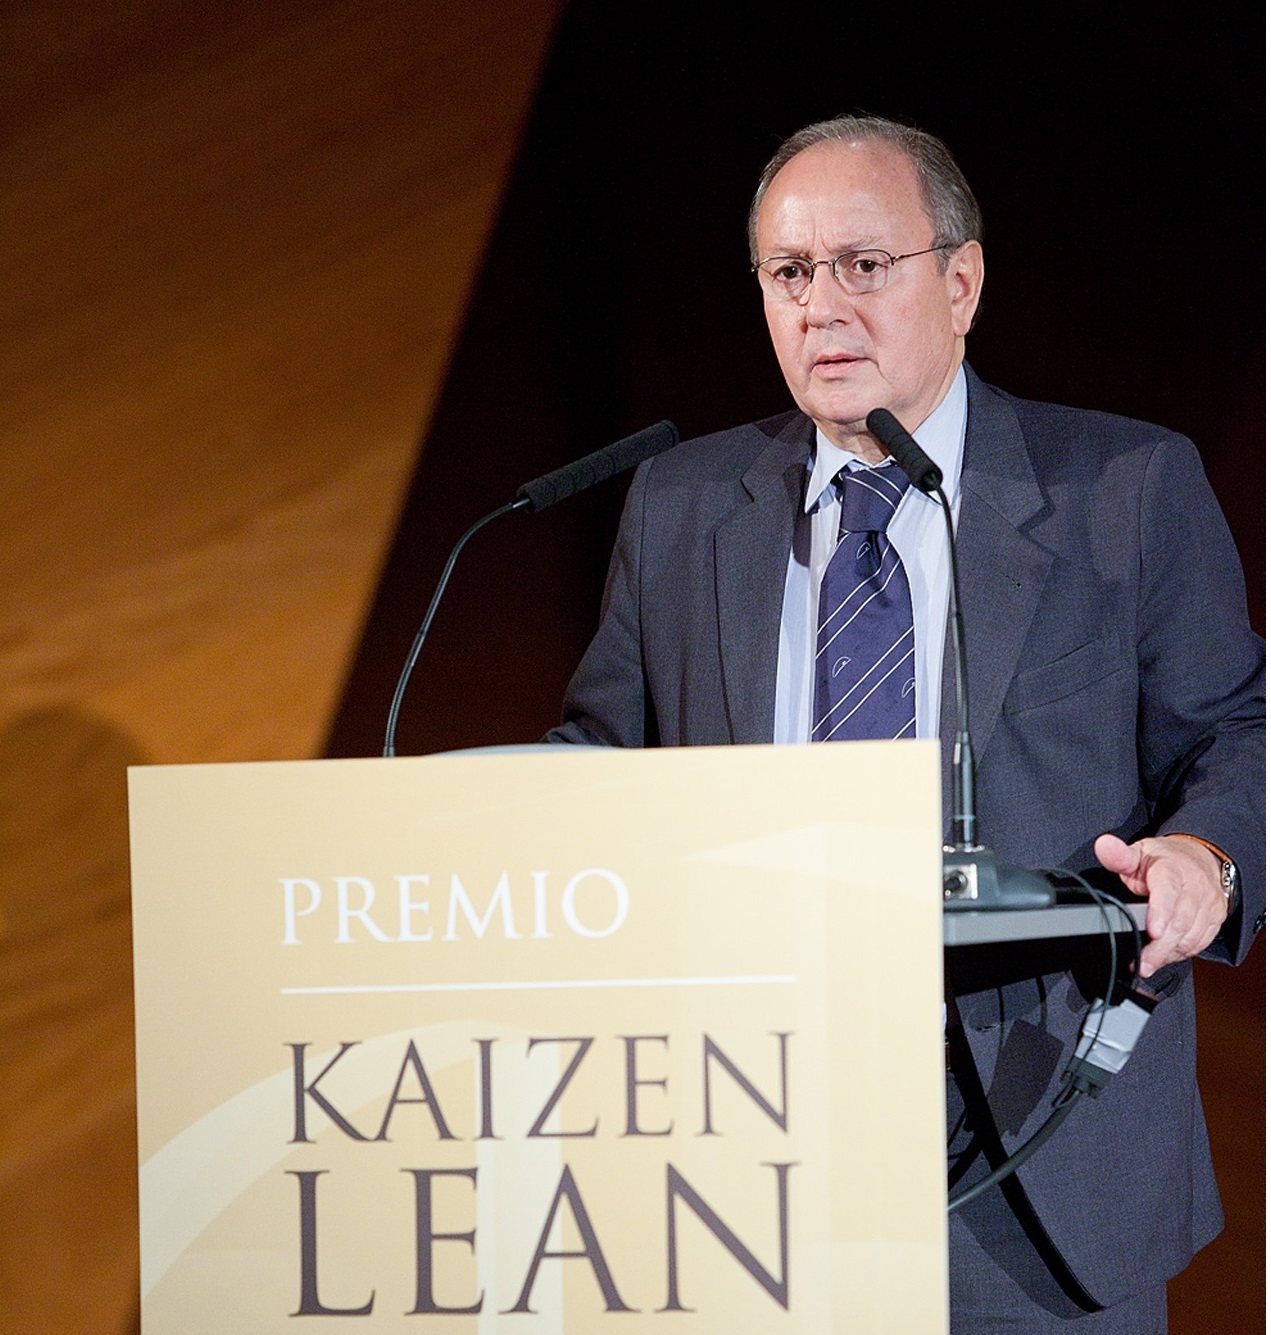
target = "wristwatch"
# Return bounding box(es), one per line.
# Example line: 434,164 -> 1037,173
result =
1217,856 -> 1240,914
1169,833 -> 1240,915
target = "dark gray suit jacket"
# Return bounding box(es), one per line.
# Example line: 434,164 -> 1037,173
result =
548,367 -> 1265,1305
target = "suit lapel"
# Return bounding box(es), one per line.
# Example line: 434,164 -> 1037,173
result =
939,370 -> 1053,829
708,382 -> 1052,762
715,416 -> 811,744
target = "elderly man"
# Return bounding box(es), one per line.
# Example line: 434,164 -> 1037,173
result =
548,115 -> 1264,1331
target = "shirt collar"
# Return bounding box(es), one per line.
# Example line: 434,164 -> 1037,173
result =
804,363 -> 968,513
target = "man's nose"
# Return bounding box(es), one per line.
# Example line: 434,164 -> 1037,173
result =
801,264 -> 857,326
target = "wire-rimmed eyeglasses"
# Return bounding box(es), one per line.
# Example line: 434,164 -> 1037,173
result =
753,244 -> 956,300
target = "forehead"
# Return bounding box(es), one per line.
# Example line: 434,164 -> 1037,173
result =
757,140 -> 929,252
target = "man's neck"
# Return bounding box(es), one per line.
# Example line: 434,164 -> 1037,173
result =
822,429 -> 887,464
817,356 -> 965,464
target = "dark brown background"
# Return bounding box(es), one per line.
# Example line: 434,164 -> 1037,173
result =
0,2 -> 1261,1331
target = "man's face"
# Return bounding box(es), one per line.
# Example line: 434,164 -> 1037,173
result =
754,140 -> 983,454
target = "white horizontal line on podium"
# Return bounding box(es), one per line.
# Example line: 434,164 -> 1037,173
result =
280,974 -> 798,996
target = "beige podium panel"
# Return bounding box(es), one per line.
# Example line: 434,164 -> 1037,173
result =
128,743 -> 946,1332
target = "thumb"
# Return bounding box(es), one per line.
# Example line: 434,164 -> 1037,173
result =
1094,832 -> 1142,879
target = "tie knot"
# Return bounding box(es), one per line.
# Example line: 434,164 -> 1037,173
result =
836,461 -> 910,535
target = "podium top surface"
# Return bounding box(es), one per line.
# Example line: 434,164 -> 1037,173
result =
943,902 -> 1146,945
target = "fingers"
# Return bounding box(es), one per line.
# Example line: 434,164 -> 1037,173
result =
1106,836 -> 1226,977
1140,905 -> 1221,977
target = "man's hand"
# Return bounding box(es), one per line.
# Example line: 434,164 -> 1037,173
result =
1093,833 -> 1228,978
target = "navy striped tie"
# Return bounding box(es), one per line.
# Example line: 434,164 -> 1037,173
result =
811,461 -> 916,742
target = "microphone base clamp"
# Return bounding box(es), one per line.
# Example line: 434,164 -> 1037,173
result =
943,846 -> 1057,911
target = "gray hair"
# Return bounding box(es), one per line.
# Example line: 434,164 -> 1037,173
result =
747,114 -> 983,266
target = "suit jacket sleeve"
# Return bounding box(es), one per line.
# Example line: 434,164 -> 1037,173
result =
1135,433 -> 1265,964
544,459 -> 653,748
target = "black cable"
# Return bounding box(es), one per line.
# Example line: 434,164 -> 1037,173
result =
1058,876 -> 1119,1081
947,1089 -> 1082,1212
947,872 -> 1146,1212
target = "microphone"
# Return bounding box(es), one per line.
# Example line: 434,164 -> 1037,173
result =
866,407 -> 1052,910
516,421 -> 678,512
383,421 -> 680,757
865,408 -> 943,493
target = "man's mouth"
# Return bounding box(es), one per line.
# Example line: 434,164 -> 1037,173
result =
812,353 -> 866,374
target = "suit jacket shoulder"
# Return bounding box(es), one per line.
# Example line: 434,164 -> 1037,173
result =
548,410 -> 813,748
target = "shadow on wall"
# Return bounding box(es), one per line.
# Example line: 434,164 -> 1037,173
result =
0,707 -> 143,1335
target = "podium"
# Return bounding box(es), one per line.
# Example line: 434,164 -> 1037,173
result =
129,742 -> 950,1332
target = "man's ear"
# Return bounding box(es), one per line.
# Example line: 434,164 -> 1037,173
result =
948,240 -> 984,336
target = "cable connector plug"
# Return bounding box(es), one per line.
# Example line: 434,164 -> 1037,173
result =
1063,987 -> 1159,1098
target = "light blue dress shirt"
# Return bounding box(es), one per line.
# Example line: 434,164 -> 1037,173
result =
774,365 -> 968,743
